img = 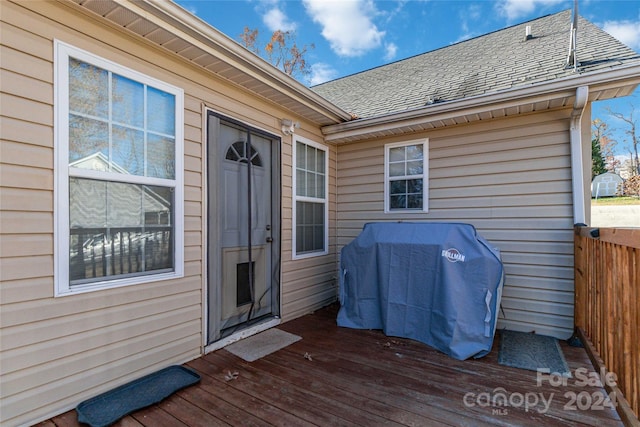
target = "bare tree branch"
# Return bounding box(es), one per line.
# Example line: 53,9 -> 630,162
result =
239,27 -> 314,80
605,105 -> 639,176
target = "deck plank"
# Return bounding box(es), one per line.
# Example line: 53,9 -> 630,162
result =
278,327 -> 586,425
276,317 -> 557,426
128,406 -> 182,427
199,351 -> 363,426
44,303 -> 624,427
188,357 -> 320,426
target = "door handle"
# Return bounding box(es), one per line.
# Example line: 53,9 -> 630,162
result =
266,237 -> 273,243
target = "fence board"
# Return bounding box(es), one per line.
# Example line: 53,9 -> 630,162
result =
574,226 -> 640,425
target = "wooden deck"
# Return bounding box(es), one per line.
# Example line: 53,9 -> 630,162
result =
41,304 -> 623,427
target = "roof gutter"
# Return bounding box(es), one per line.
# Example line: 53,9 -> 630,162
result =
570,86 -> 589,225
321,62 -> 640,142
113,0 -> 352,123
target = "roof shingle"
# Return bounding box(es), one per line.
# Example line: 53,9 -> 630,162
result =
311,10 -> 640,119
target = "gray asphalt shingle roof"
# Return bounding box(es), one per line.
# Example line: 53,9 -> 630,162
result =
311,10 -> 640,120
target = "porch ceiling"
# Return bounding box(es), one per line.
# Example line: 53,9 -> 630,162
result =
66,0 -> 352,127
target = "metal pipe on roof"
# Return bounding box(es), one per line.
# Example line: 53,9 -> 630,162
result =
566,0 -> 579,71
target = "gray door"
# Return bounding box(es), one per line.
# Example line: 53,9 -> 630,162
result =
207,114 -> 280,343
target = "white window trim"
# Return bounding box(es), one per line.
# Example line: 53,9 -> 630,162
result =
384,139 -> 429,213
54,40 -> 184,296
292,135 -> 329,259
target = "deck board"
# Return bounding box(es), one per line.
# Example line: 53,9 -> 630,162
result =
45,303 -> 624,427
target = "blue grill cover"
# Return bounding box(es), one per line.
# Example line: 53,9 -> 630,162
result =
337,222 -> 504,360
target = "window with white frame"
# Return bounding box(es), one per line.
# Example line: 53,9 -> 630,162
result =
293,136 -> 328,258
385,139 -> 428,212
54,41 -> 184,295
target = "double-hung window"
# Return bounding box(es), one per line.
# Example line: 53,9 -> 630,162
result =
293,136 -> 328,258
384,139 -> 428,212
54,41 -> 184,295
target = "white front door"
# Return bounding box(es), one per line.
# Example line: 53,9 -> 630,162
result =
207,114 -> 280,343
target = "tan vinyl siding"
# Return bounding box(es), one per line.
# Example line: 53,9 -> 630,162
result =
0,2 -> 203,423
0,1 -> 335,425
336,110 -> 576,339
281,137 -> 339,321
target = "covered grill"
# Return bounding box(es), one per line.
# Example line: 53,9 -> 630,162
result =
337,222 -> 504,360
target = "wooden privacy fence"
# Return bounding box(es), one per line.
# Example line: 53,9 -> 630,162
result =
574,226 -> 640,425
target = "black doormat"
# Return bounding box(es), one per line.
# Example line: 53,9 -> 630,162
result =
498,330 -> 571,377
76,365 -> 200,427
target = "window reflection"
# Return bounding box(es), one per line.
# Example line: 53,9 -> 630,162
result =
69,178 -> 174,283
68,57 -> 176,179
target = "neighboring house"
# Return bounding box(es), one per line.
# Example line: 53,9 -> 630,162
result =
1,1 -> 639,425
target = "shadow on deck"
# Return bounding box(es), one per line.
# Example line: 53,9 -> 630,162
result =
41,303 -> 622,426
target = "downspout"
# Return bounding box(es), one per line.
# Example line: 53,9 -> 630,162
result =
570,86 -> 589,225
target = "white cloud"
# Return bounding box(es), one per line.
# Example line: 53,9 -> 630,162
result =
470,3 -> 483,20
381,0 -> 408,24
308,63 -> 339,85
496,0 -> 564,22
452,33 -> 475,44
384,43 -> 398,61
302,0 -> 385,57
602,20 -> 640,51
263,7 -> 297,32
455,4 -> 482,44
180,4 -> 198,16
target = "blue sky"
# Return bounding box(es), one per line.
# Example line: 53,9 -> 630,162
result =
176,0 -> 640,156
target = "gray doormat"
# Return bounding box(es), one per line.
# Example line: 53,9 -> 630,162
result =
76,365 -> 200,427
498,330 -> 571,377
225,328 -> 301,362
